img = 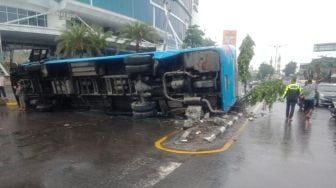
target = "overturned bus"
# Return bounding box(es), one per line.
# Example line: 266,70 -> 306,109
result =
10,46 -> 237,117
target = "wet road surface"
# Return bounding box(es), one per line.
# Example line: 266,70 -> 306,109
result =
156,102 -> 336,188
1,102 -> 336,188
0,107 -> 188,188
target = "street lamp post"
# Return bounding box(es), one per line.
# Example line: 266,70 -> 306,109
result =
271,44 -> 286,74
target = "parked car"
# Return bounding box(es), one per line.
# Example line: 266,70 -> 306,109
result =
316,82 -> 336,107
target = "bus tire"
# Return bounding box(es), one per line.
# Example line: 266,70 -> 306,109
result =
124,55 -> 152,66
131,101 -> 156,112
125,64 -> 151,74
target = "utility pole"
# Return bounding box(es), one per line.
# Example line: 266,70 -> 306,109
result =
270,44 -> 286,73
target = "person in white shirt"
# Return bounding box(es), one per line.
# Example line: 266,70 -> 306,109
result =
301,79 -> 316,122
0,74 -> 6,98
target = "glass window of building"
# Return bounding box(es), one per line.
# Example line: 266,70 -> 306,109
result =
0,6 -> 5,12
18,9 -> 27,16
0,6 -> 47,27
37,15 -> 46,27
18,9 -> 28,25
7,13 -> 18,23
28,11 -> 37,26
0,11 -> 6,23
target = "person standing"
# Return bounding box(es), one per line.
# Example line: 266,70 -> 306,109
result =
282,78 -> 302,122
301,79 -> 316,122
16,80 -> 26,111
0,74 -> 6,98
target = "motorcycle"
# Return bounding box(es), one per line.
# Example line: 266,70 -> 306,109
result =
329,99 -> 336,118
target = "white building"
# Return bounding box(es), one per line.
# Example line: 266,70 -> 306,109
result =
0,0 -> 197,52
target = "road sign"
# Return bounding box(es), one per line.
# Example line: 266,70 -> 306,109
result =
314,43 -> 336,52
223,30 -> 237,46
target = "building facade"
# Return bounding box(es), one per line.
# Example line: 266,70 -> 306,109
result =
0,0 -> 198,53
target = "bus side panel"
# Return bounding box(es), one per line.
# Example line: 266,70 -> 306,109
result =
219,46 -> 236,112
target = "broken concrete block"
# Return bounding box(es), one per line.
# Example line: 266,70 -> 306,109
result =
227,121 -> 233,127
213,117 -> 226,126
204,134 -> 216,142
180,139 -> 188,143
204,126 -> 226,142
185,106 -> 203,121
180,127 -> 197,141
204,112 -> 210,119
183,119 -> 194,129
218,126 -> 226,133
222,114 -> 230,119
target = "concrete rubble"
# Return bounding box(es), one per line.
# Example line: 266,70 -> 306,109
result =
175,106 -> 245,144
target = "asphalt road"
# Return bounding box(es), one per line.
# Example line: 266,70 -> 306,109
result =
156,103 -> 336,188
0,102 -> 335,188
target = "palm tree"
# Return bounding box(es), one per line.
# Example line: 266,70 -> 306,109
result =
56,23 -> 92,57
56,23 -> 113,57
88,25 -> 112,56
118,22 -> 161,52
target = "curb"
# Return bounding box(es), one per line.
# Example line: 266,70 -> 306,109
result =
154,103 -> 263,155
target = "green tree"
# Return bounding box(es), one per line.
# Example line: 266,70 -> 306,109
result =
258,63 -> 275,79
244,79 -> 285,109
202,37 -> 216,46
183,25 -> 205,48
182,25 -> 217,48
118,22 -> 160,52
238,35 -> 255,94
309,57 -> 336,80
282,61 -> 297,76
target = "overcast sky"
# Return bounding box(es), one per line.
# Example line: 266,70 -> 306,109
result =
198,0 -> 336,69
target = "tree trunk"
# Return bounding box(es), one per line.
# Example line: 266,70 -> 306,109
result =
244,81 -> 247,95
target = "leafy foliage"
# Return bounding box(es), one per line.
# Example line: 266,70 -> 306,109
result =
118,22 -> 160,52
182,25 -> 216,48
282,61 -> 297,76
202,37 -> 217,46
88,25 -> 112,55
258,63 -> 275,79
238,35 -> 255,93
244,79 -> 285,109
310,57 -> 336,79
56,23 -> 91,57
56,22 -> 112,57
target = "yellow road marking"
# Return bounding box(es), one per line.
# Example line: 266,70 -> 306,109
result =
6,102 -> 17,106
154,103 -> 262,155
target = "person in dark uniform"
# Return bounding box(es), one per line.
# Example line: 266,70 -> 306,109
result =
282,78 -> 302,122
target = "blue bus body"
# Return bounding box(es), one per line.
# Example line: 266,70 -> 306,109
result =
12,46 -> 237,116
